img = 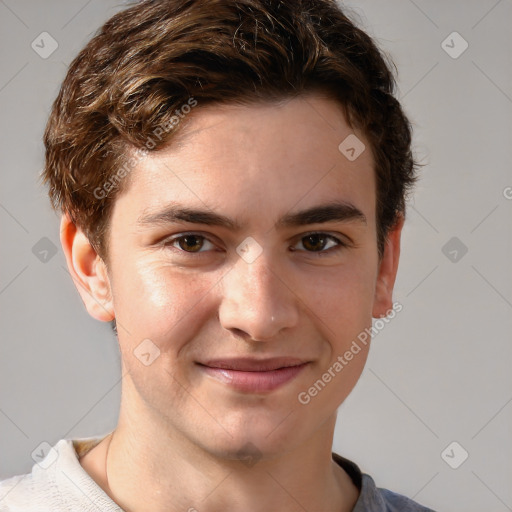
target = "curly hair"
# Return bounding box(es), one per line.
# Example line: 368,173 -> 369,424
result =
41,0 -> 421,265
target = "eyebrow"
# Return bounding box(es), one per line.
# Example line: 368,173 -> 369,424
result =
136,200 -> 367,231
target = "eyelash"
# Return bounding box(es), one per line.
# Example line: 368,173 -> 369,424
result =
161,231 -> 349,257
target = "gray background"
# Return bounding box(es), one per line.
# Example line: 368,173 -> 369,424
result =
0,1 -> 511,511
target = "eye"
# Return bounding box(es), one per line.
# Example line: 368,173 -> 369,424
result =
292,232 -> 347,256
161,231 -> 349,257
162,233 -> 217,253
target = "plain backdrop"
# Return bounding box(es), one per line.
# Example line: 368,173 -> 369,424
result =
0,1 -> 511,511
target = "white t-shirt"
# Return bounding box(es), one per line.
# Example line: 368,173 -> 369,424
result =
0,435 -> 436,511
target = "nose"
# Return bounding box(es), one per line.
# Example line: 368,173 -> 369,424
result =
218,248 -> 300,341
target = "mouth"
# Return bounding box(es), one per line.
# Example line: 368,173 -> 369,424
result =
196,357 -> 310,393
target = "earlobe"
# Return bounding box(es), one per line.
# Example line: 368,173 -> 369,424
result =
372,214 -> 404,319
60,214 -> 115,322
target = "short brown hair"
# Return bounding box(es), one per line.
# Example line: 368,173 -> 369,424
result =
41,0 -> 421,263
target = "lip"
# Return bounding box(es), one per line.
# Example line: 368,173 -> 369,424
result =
197,358 -> 310,393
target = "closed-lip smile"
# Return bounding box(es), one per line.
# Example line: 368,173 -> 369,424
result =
196,357 -> 310,393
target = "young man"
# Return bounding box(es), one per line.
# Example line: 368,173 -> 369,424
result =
0,0 -> 436,510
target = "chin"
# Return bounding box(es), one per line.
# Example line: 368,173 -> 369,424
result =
205,437 -> 287,465
199,412 -> 309,462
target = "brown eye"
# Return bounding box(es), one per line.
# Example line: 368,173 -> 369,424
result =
177,235 -> 204,252
302,233 -> 329,252
163,233 -> 216,254
293,232 -> 346,256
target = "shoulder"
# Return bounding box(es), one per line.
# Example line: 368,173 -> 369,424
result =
0,474 -> 34,512
0,440 -> 66,511
0,436 -> 116,512
332,453 -> 437,512
358,474 -> 438,512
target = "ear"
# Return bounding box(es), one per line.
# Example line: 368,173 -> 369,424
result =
60,213 -> 115,322
372,214 -> 404,318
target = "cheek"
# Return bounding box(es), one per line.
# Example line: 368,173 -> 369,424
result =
304,257 -> 377,335
302,267 -> 374,407
112,257 -> 219,350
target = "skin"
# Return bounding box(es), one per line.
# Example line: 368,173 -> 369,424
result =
61,93 -> 404,512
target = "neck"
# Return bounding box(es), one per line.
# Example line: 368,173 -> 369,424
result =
82,378 -> 359,512
101,426 -> 358,511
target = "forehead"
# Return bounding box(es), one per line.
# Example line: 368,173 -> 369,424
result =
115,94 -> 376,229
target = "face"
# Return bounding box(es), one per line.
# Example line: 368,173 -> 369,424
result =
65,93 -> 402,460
